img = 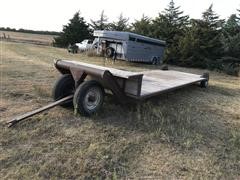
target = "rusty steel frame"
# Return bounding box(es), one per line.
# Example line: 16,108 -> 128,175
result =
54,59 -> 130,104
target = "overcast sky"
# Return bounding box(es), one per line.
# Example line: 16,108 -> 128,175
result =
0,0 -> 239,31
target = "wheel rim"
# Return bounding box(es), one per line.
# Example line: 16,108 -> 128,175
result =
84,87 -> 101,111
106,49 -> 112,57
152,58 -> 157,65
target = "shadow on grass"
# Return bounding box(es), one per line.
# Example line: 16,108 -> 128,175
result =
91,85 -> 240,177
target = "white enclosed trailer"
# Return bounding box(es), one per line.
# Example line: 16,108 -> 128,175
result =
93,31 -> 166,64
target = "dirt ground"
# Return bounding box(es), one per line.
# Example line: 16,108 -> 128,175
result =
0,41 -> 240,179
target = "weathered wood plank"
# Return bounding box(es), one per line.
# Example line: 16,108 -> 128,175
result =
140,70 -> 205,97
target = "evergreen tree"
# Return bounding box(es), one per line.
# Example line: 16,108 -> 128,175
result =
131,15 -> 153,37
178,4 -> 224,69
214,8 -> 239,75
223,33 -> 240,58
109,13 -> 129,31
53,12 -> 92,47
223,14 -> 240,37
90,10 -> 109,30
237,9 -> 240,22
178,19 -> 209,68
152,0 -> 189,63
221,13 -> 240,66
201,4 -> 224,62
152,14 -> 170,40
202,4 -> 224,28
164,0 -> 189,28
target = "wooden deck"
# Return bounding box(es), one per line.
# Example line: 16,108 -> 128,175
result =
139,70 -> 205,98
57,60 -> 206,99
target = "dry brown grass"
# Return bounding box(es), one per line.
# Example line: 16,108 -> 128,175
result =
0,31 -> 56,46
0,41 -> 240,179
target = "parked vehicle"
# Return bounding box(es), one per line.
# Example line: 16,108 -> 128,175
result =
68,39 -> 94,53
68,44 -> 78,53
76,39 -> 93,52
93,31 -> 166,64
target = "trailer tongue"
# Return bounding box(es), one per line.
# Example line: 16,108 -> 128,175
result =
7,59 -> 209,127
7,95 -> 73,127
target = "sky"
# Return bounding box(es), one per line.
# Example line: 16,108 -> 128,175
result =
0,0 -> 239,32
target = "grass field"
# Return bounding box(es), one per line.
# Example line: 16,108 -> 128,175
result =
0,31 -> 56,46
0,41 -> 240,179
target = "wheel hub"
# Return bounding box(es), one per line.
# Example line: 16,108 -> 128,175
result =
84,87 -> 101,110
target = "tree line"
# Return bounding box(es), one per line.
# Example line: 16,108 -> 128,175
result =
54,0 -> 240,75
0,27 -> 60,36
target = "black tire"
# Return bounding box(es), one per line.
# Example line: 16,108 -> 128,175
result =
200,80 -> 208,88
161,65 -> 169,70
105,47 -> 114,58
152,57 -> 158,65
156,59 -> 161,65
52,74 -> 75,107
200,73 -> 209,88
73,80 -> 104,116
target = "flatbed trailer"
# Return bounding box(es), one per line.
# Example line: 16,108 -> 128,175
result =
7,59 -> 209,127
55,60 -> 208,97
52,59 -> 208,115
